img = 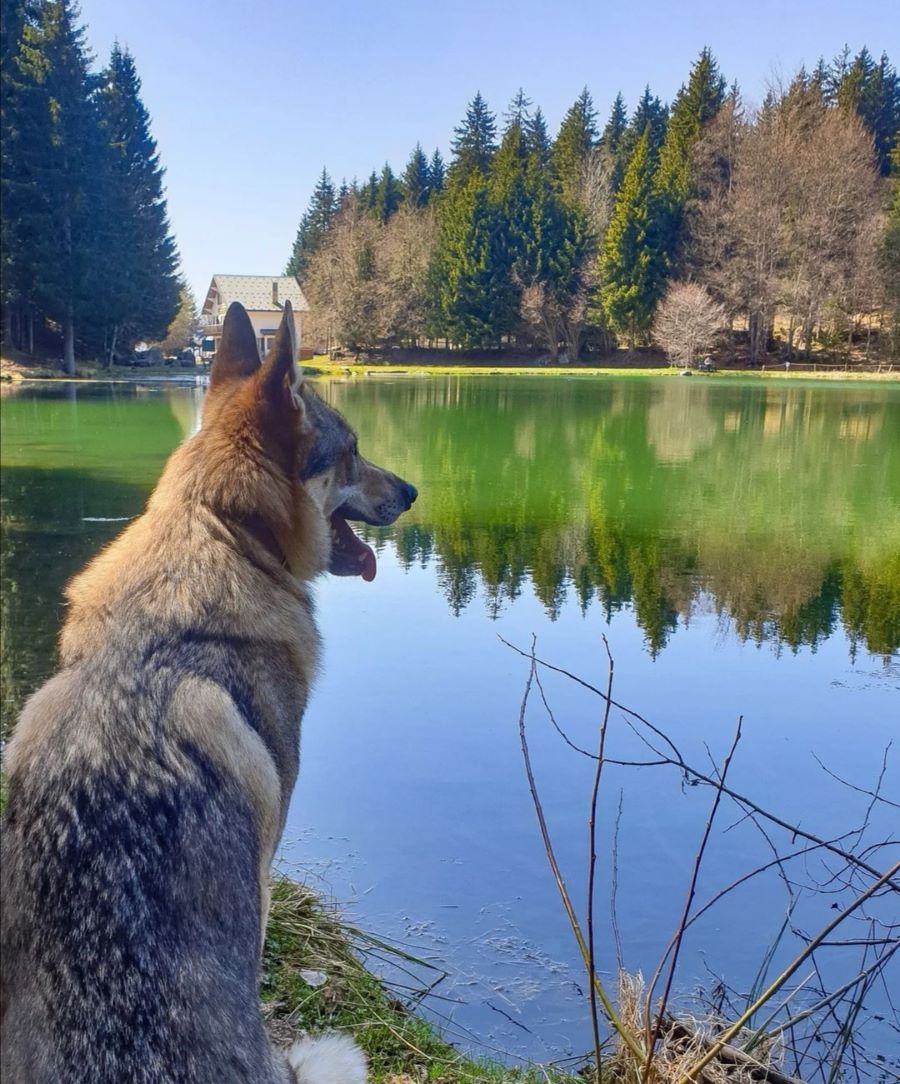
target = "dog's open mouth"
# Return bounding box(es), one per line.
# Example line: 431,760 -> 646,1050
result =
329,511 -> 376,581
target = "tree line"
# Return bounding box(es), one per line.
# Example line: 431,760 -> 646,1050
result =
1,0 -> 182,373
288,48 -> 900,365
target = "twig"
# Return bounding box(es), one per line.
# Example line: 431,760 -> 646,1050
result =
500,635 -> 900,892
610,790 -> 625,976
643,717 -> 743,1080
515,638 -> 644,1063
676,860 -> 900,1083
586,637 -> 615,1082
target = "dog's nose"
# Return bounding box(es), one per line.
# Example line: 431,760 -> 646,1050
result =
403,482 -> 418,509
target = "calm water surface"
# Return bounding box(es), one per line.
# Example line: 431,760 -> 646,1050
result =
2,376 -> 898,1070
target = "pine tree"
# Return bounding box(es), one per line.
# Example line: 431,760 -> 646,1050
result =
833,48 -> 899,175
654,48 -> 726,274
526,107 -> 551,165
629,87 -> 668,158
551,87 -> 598,203
600,92 -> 628,191
488,119 -> 531,294
286,167 -> 337,281
1,0 -> 33,337
374,163 -> 402,222
429,149 -> 445,195
362,170 -> 379,212
8,0 -> 105,372
601,129 -> 666,347
95,42 -> 179,359
601,93 -> 627,153
428,173 -> 517,348
503,88 -> 532,130
657,48 -> 725,203
449,92 -> 497,183
402,144 -> 430,207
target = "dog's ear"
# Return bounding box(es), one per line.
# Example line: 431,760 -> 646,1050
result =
210,303 -> 260,388
260,300 -> 305,415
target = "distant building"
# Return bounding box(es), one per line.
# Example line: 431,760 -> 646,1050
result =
200,275 -> 309,359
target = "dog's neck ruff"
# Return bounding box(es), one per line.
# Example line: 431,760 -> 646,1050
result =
237,513 -> 289,571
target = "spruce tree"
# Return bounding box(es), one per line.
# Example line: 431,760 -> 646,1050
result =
503,88 -> 532,130
95,42 -> 179,358
449,92 -> 497,183
601,129 -> 666,348
526,107 -> 551,166
833,48 -> 899,175
551,87 -> 597,203
654,48 -> 726,274
489,119 -> 531,299
9,0 -> 104,371
429,149 -> 445,195
429,173 -> 517,348
286,168 -> 337,280
402,144 -> 430,207
656,50 -> 724,206
1,0 -> 33,338
374,163 -> 402,222
600,92 -> 629,191
362,170 -> 379,212
625,86 -> 668,162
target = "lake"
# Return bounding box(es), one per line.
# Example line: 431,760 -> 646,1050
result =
1,375 -> 898,1074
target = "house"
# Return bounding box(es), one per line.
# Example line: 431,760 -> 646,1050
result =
200,275 -> 309,360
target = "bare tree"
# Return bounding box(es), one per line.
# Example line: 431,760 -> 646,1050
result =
652,281 -> 727,366
304,196 -> 385,356
378,205 -> 436,348
712,78 -> 885,365
777,86 -> 883,359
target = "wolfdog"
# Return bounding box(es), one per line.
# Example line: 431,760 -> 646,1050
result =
0,301 -> 417,1082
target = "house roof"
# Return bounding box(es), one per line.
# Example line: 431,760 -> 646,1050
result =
203,275 -> 309,316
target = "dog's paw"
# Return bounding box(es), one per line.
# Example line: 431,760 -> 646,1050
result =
287,1032 -> 367,1084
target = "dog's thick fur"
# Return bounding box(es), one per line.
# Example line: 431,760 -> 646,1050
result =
0,303 -> 415,1083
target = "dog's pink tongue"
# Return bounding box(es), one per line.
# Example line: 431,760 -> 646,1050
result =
332,512 -> 377,581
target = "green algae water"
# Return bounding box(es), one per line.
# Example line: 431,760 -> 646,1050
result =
2,375 -> 898,1067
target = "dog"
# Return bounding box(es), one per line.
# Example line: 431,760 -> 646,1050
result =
0,301 -> 417,1083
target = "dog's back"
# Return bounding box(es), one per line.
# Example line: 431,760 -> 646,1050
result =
1,606 -> 298,1082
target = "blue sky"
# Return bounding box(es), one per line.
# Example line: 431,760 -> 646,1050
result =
76,0 -> 898,303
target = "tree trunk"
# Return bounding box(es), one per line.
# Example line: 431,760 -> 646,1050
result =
107,324 -> 119,369
63,305 -> 76,376
27,309 -> 34,354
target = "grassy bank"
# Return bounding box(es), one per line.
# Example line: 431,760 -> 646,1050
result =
305,359 -> 900,381
3,348 -> 898,384
262,877 -> 580,1084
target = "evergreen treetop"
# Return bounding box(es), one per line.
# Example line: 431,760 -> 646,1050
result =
286,167 -> 337,280
601,128 -> 667,346
374,162 -> 401,222
552,87 -> 598,203
449,91 -> 497,182
402,144 -> 431,207
429,148 -> 446,195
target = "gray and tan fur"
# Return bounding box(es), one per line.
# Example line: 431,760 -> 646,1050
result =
0,302 -> 416,1083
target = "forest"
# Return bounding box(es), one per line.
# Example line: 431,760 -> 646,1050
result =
288,48 -> 900,366
1,0 -> 184,373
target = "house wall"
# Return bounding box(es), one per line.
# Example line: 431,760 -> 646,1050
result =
202,306 -> 304,360
245,309 -> 303,358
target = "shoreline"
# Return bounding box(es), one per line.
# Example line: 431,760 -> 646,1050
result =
2,359 -> 899,385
